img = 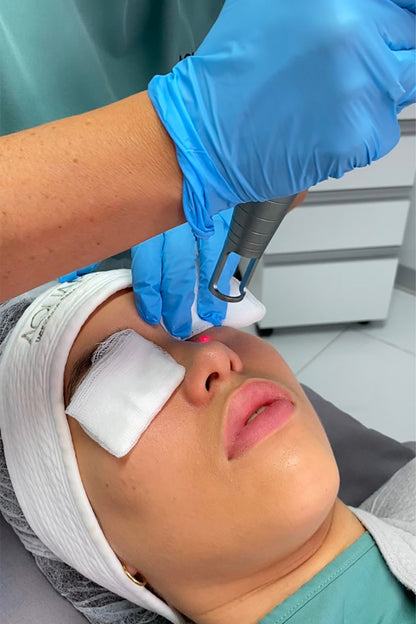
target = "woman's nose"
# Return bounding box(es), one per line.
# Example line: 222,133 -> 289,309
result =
180,340 -> 243,405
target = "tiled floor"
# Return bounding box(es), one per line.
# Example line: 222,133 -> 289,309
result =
244,287 -> 416,443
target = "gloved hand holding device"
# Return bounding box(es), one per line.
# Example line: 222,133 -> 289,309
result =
60,212 -> 239,339
61,0 -> 415,336
136,0 -> 414,331
148,0 -> 415,239
131,211 -> 239,338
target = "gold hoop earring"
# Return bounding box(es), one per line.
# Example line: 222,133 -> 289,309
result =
121,562 -> 147,587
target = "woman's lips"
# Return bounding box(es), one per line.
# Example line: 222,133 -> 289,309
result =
224,380 -> 295,460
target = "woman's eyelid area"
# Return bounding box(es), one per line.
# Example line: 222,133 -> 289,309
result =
66,325 -> 187,407
65,328 -> 241,408
65,327 -> 128,407
65,346 -> 96,408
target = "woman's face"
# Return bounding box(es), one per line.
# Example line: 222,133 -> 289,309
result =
65,289 -> 339,613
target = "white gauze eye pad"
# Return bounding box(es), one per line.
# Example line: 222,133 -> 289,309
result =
66,329 -> 185,457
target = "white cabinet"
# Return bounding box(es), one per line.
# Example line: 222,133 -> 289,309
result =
258,259 -> 398,328
267,200 -> 409,254
399,104 -> 416,120
251,124 -> 415,331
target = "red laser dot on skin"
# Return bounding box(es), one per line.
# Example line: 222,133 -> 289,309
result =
196,335 -> 212,343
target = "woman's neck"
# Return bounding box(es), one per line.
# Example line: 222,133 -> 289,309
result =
188,500 -> 365,624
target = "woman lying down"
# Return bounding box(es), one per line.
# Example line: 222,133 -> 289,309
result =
0,269 -> 414,624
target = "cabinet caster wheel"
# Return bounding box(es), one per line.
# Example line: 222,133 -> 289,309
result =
255,324 -> 273,337
358,321 -> 371,326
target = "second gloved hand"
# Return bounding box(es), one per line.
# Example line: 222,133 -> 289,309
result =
131,211 -> 239,339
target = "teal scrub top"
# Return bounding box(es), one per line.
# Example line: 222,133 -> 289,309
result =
0,0 -> 224,135
260,532 -> 415,624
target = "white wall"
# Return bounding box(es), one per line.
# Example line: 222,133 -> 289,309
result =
398,105 -> 416,285
399,180 -> 416,272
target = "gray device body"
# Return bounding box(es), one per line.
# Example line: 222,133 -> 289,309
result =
209,196 -> 296,302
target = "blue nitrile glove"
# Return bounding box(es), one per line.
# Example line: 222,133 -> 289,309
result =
58,212 -> 238,339
131,211 -> 239,339
59,263 -> 100,283
148,0 -> 415,237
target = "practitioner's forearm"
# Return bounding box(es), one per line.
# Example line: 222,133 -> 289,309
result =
0,91 -> 184,301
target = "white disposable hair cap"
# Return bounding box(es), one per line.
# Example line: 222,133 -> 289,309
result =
0,269 -> 265,622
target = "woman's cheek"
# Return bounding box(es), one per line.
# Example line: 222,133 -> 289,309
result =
283,424 -> 339,532
224,330 -> 296,380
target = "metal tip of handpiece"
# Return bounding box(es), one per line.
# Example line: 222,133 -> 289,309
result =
209,279 -> 245,303
209,253 -> 260,303
209,250 -> 246,303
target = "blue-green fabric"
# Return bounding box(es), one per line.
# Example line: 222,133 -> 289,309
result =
0,0 -> 224,135
260,532 -> 415,624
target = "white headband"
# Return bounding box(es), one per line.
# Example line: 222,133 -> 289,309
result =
0,269 -> 265,622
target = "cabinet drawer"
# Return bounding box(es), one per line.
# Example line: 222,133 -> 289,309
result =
258,258 -> 398,328
312,135 -> 415,191
399,104 -> 416,120
266,199 -> 409,254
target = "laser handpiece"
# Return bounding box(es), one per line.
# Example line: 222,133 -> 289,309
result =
209,196 -> 296,303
